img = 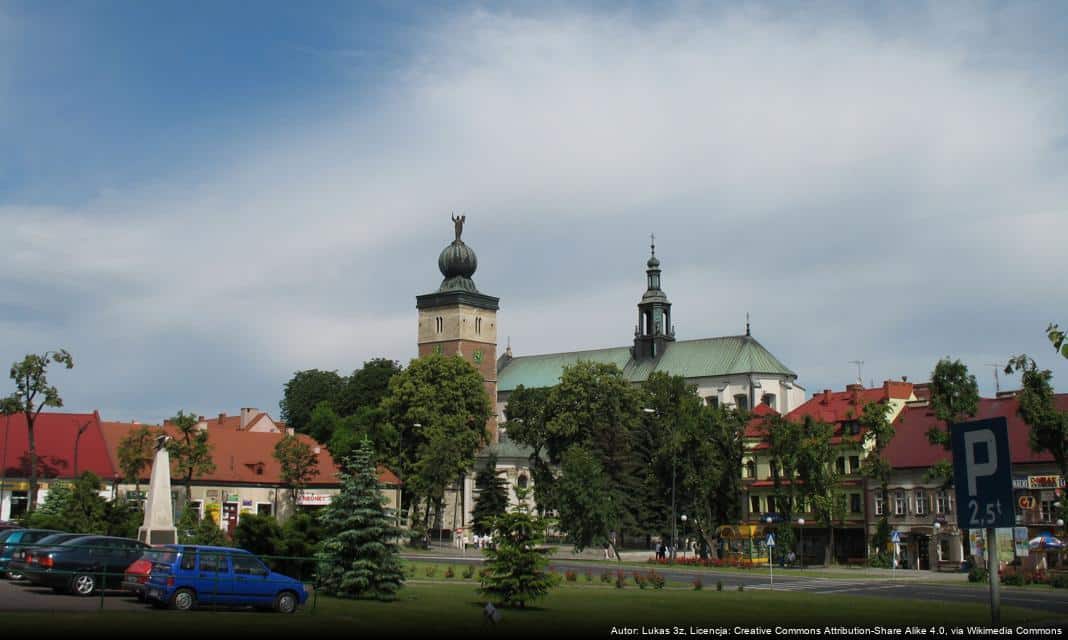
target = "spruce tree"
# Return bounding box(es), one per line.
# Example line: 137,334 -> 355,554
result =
317,438 -> 405,601
479,486 -> 558,608
472,453 -> 509,536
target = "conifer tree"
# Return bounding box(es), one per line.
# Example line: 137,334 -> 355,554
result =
479,486 -> 559,608
317,439 -> 405,601
472,453 -> 509,536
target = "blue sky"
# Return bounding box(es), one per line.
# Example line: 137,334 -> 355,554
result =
1,1 -> 1066,423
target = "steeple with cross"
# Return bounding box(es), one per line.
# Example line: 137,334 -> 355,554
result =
633,233 -> 675,360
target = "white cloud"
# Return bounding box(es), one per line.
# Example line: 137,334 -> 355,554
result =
1,5 -> 1067,421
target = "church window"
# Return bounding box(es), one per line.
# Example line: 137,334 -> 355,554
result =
435,317 -> 444,334
475,317 -> 482,335
517,475 -> 528,489
733,394 -> 748,411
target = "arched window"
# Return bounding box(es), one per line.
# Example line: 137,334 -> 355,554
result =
435,317 -> 443,334
745,460 -> 756,479
517,475 -> 529,489
761,393 -> 776,409
733,394 -> 748,411
475,317 -> 482,335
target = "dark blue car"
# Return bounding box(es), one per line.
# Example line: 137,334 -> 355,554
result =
145,545 -> 308,613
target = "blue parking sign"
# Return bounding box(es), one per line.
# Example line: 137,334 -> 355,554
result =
951,418 -> 1014,530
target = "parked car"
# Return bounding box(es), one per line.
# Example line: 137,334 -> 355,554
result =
6,532 -> 85,580
122,548 -> 171,601
0,529 -> 59,578
22,535 -> 149,595
145,545 -> 308,613
0,521 -> 21,531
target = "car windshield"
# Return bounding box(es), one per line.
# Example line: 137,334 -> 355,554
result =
144,549 -> 178,564
32,533 -> 83,547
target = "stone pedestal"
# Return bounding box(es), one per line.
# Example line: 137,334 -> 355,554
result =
138,441 -> 178,545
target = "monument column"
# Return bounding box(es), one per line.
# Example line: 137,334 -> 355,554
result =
138,435 -> 178,545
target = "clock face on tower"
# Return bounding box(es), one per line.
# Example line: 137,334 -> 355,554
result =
473,349 -> 484,364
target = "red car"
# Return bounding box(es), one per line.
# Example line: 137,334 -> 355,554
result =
123,549 -> 169,601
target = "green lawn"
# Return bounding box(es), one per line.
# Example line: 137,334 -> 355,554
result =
0,582 -> 1059,636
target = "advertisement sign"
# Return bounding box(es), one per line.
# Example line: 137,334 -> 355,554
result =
1013,527 -> 1029,558
969,530 -> 986,558
297,493 -> 333,506
996,528 -> 1014,563
1027,475 -> 1065,489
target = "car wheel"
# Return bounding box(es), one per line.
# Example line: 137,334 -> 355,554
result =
274,591 -> 298,614
71,574 -> 97,597
170,588 -> 196,611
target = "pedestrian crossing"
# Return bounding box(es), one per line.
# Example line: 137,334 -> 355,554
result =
744,578 -> 908,594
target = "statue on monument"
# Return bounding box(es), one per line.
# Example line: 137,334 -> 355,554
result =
452,213 -> 466,242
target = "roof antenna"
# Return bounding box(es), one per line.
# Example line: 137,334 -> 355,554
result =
985,363 -> 1002,395
745,312 -> 750,337
849,360 -> 864,386
506,336 -> 512,358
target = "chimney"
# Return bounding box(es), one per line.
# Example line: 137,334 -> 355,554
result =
240,407 -> 259,430
218,412 -> 226,425
821,389 -> 832,404
901,376 -> 908,382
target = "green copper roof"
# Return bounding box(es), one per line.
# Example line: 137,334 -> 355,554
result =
497,335 -> 796,392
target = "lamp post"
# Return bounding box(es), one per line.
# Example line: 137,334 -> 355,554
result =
766,515 -> 774,589
681,514 -> 688,559
644,407 -> 675,561
798,517 -> 805,571
934,522 -> 942,566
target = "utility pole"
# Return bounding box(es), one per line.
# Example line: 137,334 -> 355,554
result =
849,360 -> 864,386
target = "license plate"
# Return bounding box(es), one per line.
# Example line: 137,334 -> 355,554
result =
148,589 -> 160,599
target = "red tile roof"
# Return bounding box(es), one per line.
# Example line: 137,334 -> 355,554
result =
883,395 -> 1068,469
744,403 -> 780,438
0,411 -> 117,479
787,381 -> 914,424
99,421 -> 399,487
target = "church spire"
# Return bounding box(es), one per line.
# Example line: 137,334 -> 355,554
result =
633,233 -> 674,360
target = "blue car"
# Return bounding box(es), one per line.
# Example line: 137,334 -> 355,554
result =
145,545 -> 308,613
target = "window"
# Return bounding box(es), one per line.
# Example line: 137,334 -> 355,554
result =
1041,501 -> 1053,522
706,396 -> 719,408
796,498 -> 805,514
874,491 -> 885,516
936,490 -> 952,514
761,393 -> 776,409
835,457 -> 846,475
9,491 -> 28,519
435,317 -> 443,334
894,490 -> 906,516
475,317 -> 482,335
517,475 -> 529,489
185,501 -> 203,520
734,394 -> 749,411
257,503 -> 273,517
849,456 -> 860,475
180,552 -> 196,571
850,493 -> 862,513
232,555 -> 268,577
914,489 -> 927,516
750,496 -> 761,514
745,461 -> 756,479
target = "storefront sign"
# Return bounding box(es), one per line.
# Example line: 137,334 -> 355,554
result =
1028,475 -> 1065,489
1013,527 -> 1029,558
206,490 -> 219,500
226,494 -> 239,503
297,493 -> 333,506
126,490 -> 146,500
241,499 -> 253,507
1018,495 -> 1037,510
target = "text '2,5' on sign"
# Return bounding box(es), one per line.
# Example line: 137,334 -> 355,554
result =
951,418 -> 1014,530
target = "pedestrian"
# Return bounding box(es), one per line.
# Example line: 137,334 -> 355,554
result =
603,541 -> 611,560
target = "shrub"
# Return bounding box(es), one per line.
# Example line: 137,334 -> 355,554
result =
565,570 -> 578,582
585,568 -> 593,582
1050,574 -> 1068,589
444,566 -> 455,579
737,584 -> 745,592
462,565 -> 475,580
634,571 -> 648,589
647,570 -> 665,590
425,565 -> 438,578
968,567 -> 989,583
716,580 -> 723,592
479,567 -> 492,580
615,570 -> 626,589
1000,573 -> 1025,586
692,577 -> 703,591
601,570 -> 612,584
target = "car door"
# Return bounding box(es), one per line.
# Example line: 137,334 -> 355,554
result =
197,550 -> 234,604
231,554 -> 272,604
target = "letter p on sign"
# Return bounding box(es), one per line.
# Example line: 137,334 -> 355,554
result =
963,429 -> 997,496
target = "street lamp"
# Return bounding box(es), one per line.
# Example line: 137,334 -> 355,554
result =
797,517 -> 805,570
644,407 -> 676,561
681,514 -> 688,559
766,515 -> 774,565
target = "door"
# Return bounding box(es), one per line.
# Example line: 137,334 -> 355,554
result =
197,551 -> 233,604
917,535 -> 930,570
231,554 -> 273,604
223,503 -> 239,537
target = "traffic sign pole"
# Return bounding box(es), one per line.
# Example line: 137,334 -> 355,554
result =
987,527 -> 1000,626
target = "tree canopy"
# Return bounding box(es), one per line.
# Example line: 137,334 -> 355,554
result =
166,410 -> 216,502
279,369 -> 345,434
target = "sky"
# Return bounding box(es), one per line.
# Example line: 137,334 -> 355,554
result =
1,1 -> 1066,424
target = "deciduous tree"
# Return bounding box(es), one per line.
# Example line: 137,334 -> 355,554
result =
926,358 -> 979,485
166,410 -> 216,503
1,349 -> 74,511
274,434 -> 320,507
117,425 -> 159,493
279,369 -> 344,434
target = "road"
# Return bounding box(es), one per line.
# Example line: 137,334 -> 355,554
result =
404,554 -> 1068,617
0,579 -> 151,613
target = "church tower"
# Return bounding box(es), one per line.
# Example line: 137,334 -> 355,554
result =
633,235 -> 675,360
416,215 -> 500,442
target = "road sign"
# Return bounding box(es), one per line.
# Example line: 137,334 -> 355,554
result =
952,417 -> 1014,530
891,530 -> 901,544
766,533 -> 775,547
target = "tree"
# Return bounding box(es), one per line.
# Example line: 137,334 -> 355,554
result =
329,406 -> 399,472
764,414 -> 803,529
508,362 -> 642,546
795,416 -> 841,564
1048,323 -> 1068,359
1006,355 -> 1068,480
554,445 -> 619,557
926,358 -> 979,485
479,486 -> 558,608
381,354 -> 491,535
117,425 -> 158,493
166,410 -> 216,503
316,439 -> 405,601
277,512 -> 323,580
25,480 -> 73,530
306,401 -> 342,447
274,434 -> 320,507
176,507 -> 229,546
336,358 -> 403,417
705,407 -> 747,531
859,401 -> 895,557
472,453 -> 509,536
234,513 -> 284,559
280,369 -> 345,434
1,349 -> 74,512
501,385 -> 555,514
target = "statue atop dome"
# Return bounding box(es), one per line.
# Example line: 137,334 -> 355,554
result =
452,213 -> 466,242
